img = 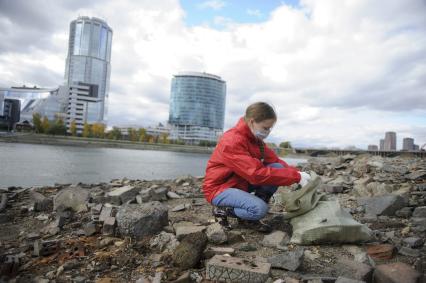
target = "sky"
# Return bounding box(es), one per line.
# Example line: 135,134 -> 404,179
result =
0,0 -> 425,149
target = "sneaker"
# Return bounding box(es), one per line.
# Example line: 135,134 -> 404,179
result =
212,206 -> 236,230
237,219 -> 273,233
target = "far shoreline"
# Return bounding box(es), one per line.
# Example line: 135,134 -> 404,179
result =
0,133 -> 310,159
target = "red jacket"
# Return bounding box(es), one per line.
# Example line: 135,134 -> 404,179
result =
202,117 -> 301,204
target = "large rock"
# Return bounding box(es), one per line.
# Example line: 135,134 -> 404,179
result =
267,248 -> 304,271
105,186 -> 139,205
206,223 -> 227,244
30,191 -> 53,212
53,187 -> 90,212
172,232 -> 207,270
373,262 -> 422,283
116,202 -> 168,239
357,194 -> 408,216
149,231 -> 179,253
412,206 -> 426,218
335,258 -> 373,282
290,200 -> 372,245
262,231 -> 289,248
406,171 -> 426,181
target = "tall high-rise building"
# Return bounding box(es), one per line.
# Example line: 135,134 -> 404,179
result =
168,72 -> 226,144
379,139 -> 385,151
368,145 -> 378,151
384,131 -> 397,151
64,16 -> 113,124
402,137 -> 415,151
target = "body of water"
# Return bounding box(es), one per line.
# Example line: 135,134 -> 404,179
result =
0,143 -> 306,187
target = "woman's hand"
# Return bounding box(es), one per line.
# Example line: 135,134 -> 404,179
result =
298,171 -> 311,187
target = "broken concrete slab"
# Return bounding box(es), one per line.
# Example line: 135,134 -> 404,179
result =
99,206 -> 113,222
102,216 -> 116,236
105,186 -> 139,205
335,258 -> 373,282
398,246 -> 421,257
53,187 -> 89,212
267,248 -> 304,271
262,231 -> 290,248
357,194 -> 408,216
373,262 -> 422,283
150,187 -> 168,201
166,191 -> 182,199
83,221 -> 98,236
33,240 -> 60,257
30,191 -> 53,212
206,255 -> 271,283
406,171 -> 426,181
116,202 -> 168,239
412,206 -> 426,218
171,203 -> 191,212
403,237 -> 424,248
173,222 -> 206,241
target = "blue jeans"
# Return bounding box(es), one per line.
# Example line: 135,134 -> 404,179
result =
211,162 -> 284,221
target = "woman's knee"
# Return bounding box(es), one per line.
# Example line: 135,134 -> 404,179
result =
247,200 -> 269,220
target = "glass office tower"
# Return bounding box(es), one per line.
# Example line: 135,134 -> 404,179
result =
64,16 -> 113,123
169,72 -> 226,144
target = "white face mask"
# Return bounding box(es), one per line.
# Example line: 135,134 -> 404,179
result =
254,129 -> 270,140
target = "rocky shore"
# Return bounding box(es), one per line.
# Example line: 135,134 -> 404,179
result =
0,154 -> 425,283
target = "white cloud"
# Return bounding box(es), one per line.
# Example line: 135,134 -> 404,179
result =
198,0 -> 226,11
246,9 -> 262,18
0,0 -> 425,149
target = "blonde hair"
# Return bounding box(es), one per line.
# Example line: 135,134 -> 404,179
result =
244,102 -> 277,123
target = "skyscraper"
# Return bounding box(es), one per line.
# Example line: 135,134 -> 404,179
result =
402,137 -> 414,151
64,16 -> 113,124
384,131 -> 397,151
379,139 -> 385,151
168,72 -> 226,144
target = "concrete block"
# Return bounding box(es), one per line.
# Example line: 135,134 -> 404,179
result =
99,206 -> 113,222
102,216 -> 116,236
175,225 -> 206,241
150,187 -> 168,201
33,240 -> 60,257
106,186 -> 139,205
206,255 -> 271,283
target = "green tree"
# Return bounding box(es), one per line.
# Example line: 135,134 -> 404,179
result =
107,127 -> 122,140
82,123 -> 91,138
70,120 -> 77,136
128,128 -> 138,142
32,113 -> 42,133
159,133 -> 169,144
47,117 -> 67,135
138,128 -> 146,142
92,123 -> 106,138
41,116 -> 50,134
279,141 -> 292,149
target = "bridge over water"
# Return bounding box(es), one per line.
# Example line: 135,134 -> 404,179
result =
292,148 -> 426,158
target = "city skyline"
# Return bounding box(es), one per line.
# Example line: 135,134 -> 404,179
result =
0,0 -> 425,148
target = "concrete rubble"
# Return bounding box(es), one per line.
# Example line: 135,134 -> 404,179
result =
0,154 -> 424,282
